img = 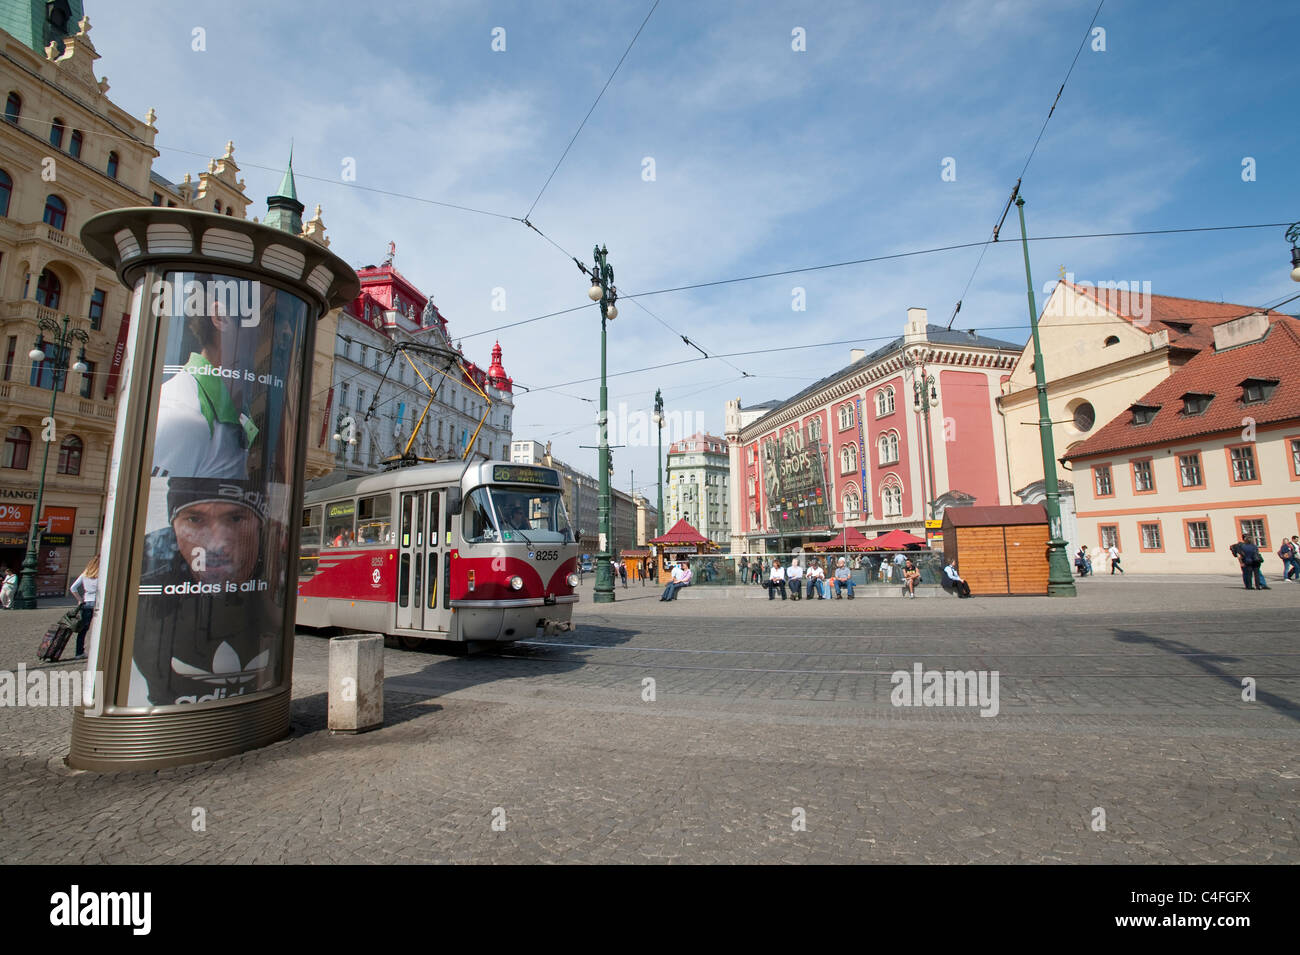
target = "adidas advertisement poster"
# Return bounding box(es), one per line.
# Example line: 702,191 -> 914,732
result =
125,272 -> 309,706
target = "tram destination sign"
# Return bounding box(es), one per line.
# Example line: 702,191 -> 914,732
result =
761,431 -> 830,532
493,465 -> 560,487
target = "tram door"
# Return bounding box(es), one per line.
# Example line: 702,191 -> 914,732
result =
397,489 -> 445,631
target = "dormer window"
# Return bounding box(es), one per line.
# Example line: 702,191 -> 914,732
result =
1239,378 -> 1278,404
1103,335 -> 1120,347
1180,392 -> 1213,416
1130,403 -> 1159,426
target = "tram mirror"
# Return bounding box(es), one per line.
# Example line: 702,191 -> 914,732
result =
446,488 -> 463,516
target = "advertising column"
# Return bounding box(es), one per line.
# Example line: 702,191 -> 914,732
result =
69,209 -> 358,771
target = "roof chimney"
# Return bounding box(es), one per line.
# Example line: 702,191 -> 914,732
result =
850,348 -> 865,363
1212,312 -> 1270,351
904,307 -> 928,344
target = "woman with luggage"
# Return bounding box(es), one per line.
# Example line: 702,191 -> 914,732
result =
68,555 -> 100,659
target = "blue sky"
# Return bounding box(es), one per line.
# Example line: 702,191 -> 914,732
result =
94,0 -> 1299,499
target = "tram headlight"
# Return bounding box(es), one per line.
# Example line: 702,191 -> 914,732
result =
566,573 -> 579,587
509,576 -> 524,591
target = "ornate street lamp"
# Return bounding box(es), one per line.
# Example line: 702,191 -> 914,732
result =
652,388 -> 664,537
583,244 -> 617,604
13,314 -> 90,609
1015,191 -> 1077,597
1287,222 -> 1300,282
907,356 -> 940,522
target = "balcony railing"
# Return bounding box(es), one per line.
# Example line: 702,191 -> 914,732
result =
0,380 -> 116,425
16,222 -> 91,260
0,299 -> 63,324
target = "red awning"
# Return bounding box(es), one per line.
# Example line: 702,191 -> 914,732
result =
867,529 -> 927,550
810,527 -> 874,551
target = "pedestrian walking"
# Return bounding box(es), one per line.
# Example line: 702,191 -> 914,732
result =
1277,537 -> 1298,582
1108,544 -> 1124,574
1074,546 -> 1090,577
618,560 -> 628,588
1233,536 -> 1269,590
68,555 -> 99,658
0,565 -> 15,609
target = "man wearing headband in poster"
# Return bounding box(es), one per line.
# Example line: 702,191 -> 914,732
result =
152,283 -> 259,481
131,478 -> 281,706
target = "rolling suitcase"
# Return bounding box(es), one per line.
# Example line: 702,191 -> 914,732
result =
37,608 -> 82,662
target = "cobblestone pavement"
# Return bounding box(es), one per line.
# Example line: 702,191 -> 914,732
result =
0,575 -> 1296,863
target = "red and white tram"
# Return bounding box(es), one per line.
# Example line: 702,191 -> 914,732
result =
297,461 -> 580,646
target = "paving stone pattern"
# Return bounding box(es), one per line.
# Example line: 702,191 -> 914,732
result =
0,574 -> 1296,863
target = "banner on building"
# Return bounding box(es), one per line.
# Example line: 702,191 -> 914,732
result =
854,396 -> 869,518
761,429 -> 830,532
103,312 -> 132,399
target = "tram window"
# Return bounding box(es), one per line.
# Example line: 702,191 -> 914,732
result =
300,505 -> 322,578
398,554 -> 409,608
356,494 -> 392,545
325,500 -> 356,548
463,487 -> 499,542
492,489 -> 573,543
427,552 -> 438,609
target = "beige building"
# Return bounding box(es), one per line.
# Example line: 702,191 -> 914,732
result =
1063,312 -> 1300,574
0,14 -> 336,594
998,279 -> 1292,553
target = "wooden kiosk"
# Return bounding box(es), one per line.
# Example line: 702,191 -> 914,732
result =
648,519 -> 713,584
941,505 -> 1050,595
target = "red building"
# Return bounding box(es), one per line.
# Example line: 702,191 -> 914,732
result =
725,308 -> 1022,553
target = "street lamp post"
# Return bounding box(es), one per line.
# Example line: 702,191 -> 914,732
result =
14,314 -> 89,609
907,354 -> 940,521
1015,194 -> 1076,597
1287,222 -> 1300,281
653,388 -> 664,537
586,244 -> 618,604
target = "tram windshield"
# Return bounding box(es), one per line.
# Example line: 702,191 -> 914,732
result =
463,486 -> 572,544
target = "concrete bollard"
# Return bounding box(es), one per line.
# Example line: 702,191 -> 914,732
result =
328,634 -> 384,734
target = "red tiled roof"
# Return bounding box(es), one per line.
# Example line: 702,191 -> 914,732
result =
1064,281 -> 1291,352
667,432 -> 726,455
943,504 -> 1047,527
1064,315 -> 1300,460
648,519 -> 711,545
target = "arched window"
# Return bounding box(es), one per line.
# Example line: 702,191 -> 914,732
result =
876,390 -> 887,416
57,434 -> 83,475
106,151 -> 119,179
807,417 -> 821,442
4,91 -> 20,124
2,426 -> 31,469
0,169 -> 11,217
843,489 -> 860,522
878,432 -> 899,465
841,443 -> 857,473
50,117 -> 65,149
882,484 -> 902,517
837,404 -> 854,430
35,269 -> 61,308
68,129 -> 82,158
225,205 -> 233,216
1103,335 -> 1120,347
884,386 -> 895,414
43,194 -> 67,230
213,199 -> 222,212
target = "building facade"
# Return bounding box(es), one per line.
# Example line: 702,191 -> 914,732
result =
665,431 -> 729,547
0,14 -> 263,591
726,307 -> 1021,554
322,259 -> 514,474
1064,311 -> 1300,573
998,279 -> 1293,558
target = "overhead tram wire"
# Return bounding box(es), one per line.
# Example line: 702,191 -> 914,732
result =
522,0 -> 661,222
946,0 -> 1106,329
